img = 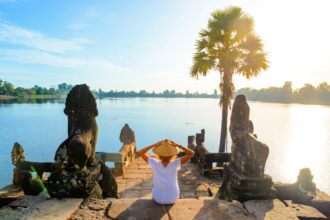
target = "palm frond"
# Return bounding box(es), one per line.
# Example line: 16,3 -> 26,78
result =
239,34 -> 263,52
190,51 -> 216,78
239,52 -> 269,78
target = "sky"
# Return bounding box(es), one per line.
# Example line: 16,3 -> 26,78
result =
0,0 -> 330,93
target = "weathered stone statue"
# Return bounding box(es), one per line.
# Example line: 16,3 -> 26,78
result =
195,129 -> 209,155
188,136 -> 196,151
55,84 -> 98,165
48,84 -> 116,198
220,95 -> 275,201
11,143 -> 25,185
194,129 -> 212,169
187,136 -> 197,162
12,84 -> 117,199
275,168 -> 317,203
119,123 -> 135,145
296,168 -> 317,196
11,143 -> 47,196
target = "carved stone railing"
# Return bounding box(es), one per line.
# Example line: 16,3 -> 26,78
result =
189,129 -> 231,176
95,124 -> 136,176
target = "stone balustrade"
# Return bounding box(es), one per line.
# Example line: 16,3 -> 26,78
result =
188,129 -> 231,176
95,123 -> 136,176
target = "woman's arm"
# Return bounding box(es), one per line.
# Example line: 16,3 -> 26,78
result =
137,142 -> 161,162
175,144 -> 195,164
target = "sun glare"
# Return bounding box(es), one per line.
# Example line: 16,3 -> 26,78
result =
279,105 -> 329,183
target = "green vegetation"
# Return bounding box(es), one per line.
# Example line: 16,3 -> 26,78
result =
190,7 -> 268,153
1,78 -> 329,106
237,81 -> 330,105
96,89 -> 218,98
0,79 -> 73,99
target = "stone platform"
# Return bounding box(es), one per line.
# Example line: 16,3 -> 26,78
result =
1,196 -> 327,220
116,156 -> 221,199
0,157 -> 329,219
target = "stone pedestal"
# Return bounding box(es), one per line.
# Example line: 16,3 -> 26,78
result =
223,164 -> 274,202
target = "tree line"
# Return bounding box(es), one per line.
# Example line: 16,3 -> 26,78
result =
1,78 -> 330,105
96,89 -> 218,98
236,81 -> 330,105
0,79 -> 73,98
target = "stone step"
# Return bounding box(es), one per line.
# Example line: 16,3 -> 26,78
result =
2,196 -> 327,220
244,199 -> 327,220
0,185 -> 24,208
0,195 -> 83,220
107,198 -> 254,220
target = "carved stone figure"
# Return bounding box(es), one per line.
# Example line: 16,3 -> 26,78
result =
275,168 -> 317,203
12,84 -> 117,199
11,143 -> 31,187
11,142 -> 46,195
55,84 -> 98,166
11,142 -> 25,166
187,136 -> 197,162
119,123 -> 135,144
187,136 -> 196,151
220,95 -> 275,202
195,129 -> 209,154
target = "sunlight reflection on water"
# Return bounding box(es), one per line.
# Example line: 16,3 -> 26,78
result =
250,102 -> 330,193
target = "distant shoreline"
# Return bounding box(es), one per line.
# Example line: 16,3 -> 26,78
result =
1,95 -> 330,107
97,95 -> 330,107
0,95 -> 63,101
0,95 -> 14,100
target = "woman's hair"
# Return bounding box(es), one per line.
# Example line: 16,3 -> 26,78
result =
158,155 -> 177,163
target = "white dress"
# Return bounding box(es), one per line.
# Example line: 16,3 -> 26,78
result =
148,157 -> 181,204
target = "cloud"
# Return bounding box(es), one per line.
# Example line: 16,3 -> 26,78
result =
0,21 -> 129,74
0,22 -> 90,53
0,48 -> 129,72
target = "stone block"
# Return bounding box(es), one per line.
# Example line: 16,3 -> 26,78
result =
167,198 -> 254,220
243,199 -> 327,220
181,191 -> 196,198
121,189 -> 141,198
108,199 -> 169,220
0,195 -> 82,220
71,198 -> 112,220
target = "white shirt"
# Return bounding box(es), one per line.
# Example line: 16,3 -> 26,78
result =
148,157 -> 181,204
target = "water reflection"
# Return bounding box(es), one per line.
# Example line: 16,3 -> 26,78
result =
0,98 -> 64,105
250,103 -> 330,194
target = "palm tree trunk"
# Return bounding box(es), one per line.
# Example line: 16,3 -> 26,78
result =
219,104 -> 228,152
219,71 -> 230,153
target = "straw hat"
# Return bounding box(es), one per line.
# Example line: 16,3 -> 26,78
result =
153,139 -> 179,157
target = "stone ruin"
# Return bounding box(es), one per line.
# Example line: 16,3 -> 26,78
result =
187,136 -> 196,162
195,129 -> 209,155
220,95 -> 275,202
12,84 -> 117,199
117,123 -> 137,170
119,124 -> 135,145
11,143 -> 25,186
275,168 -> 317,203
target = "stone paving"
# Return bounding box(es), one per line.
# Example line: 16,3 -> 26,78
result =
116,156 -> 221,199
1,157 -> 329,219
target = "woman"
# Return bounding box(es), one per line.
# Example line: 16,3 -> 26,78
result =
138,139 -> 195,204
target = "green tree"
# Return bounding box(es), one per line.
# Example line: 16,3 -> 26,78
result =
190,7 -> 268,152
0,79 -> 3,95
2,81 -> 15,95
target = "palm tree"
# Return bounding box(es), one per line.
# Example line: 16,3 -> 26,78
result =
190,6 -> 269,153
